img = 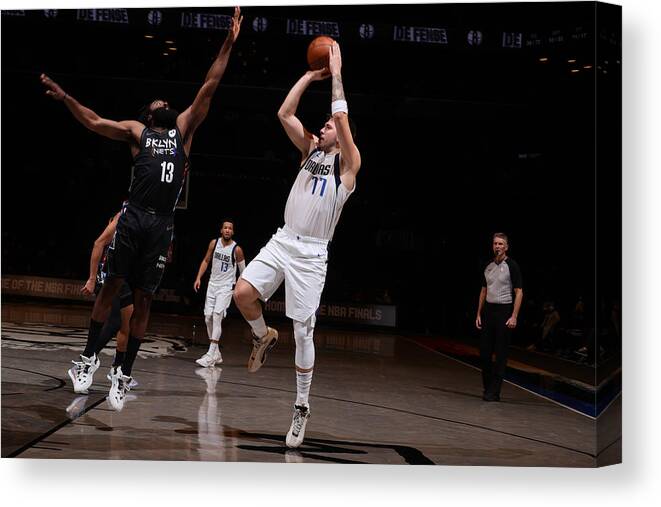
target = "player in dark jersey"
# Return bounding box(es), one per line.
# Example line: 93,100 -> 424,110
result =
67,207 -> 137,416
40,7 -> 243,411
77,206 -> 137,385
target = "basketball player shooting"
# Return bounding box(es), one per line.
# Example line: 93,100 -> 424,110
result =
233,42 -> 361,448
39,7 -> 243,411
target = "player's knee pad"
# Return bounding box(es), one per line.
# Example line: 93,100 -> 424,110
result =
211,312 -> 223,340
293,315 -> 316,370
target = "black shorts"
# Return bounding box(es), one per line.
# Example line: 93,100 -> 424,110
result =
106,204 -> 174,294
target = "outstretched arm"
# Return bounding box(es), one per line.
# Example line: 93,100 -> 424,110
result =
328,44 -> 361,182
278,69 -> 329,158
177,6 -> 242,141
81,213 -> 120,296
40,74 -> 143,143
194,239 -> 217,292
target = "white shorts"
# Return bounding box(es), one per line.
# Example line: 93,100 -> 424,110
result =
204,285 -> 233,317
240,226 -> 329,322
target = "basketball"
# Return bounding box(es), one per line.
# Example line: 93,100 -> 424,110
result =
307,36 -> 335,70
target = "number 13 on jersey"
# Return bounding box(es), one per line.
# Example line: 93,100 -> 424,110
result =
161,161 -> 174,183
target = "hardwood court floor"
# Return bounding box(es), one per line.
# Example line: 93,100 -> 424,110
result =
1,302 -> 619,466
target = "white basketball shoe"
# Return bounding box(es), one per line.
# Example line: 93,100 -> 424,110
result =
196,350 -> 223,368
108,366 -> 133,411
286,404 -> 310,448
68,354 -> 100,394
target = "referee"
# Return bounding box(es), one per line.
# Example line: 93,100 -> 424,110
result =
475,232 -> 523,401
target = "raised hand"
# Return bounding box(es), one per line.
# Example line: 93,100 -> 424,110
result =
40,73 -> 66,101
305,68 -> 331,81
329,42 -> 342,76
227,6 -> 243,45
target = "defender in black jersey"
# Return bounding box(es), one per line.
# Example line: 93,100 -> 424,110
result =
41,7 -> 243,410
71,207 -> 138,390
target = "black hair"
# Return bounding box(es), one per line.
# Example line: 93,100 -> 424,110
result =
137,99 -> 167,125
137,103 -> 151,125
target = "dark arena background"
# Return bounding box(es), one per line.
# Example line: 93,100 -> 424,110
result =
1,2 -> 621,465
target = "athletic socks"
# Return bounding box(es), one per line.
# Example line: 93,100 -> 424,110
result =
296,370 -> 313,407
94,303 -> 122,355
247,315 -> 268,339
83,319 -> 104,358
113,350 -> 126,368
208,341 -> 219,355
122,335 -> 142,376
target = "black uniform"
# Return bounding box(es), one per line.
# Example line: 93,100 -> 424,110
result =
96,242 -> 133,309
89,239 -> 133,356
106,126 -> 187,293
480,257 -> 523,398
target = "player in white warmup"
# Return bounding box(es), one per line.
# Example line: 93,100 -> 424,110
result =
194,220 -> 246,367
233,43 -> 361,448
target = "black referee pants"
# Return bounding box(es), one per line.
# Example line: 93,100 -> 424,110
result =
480,302 -> 513,396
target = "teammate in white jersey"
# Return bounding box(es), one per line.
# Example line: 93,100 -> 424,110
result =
194,220 -> 246,367
234,43 -> 361,448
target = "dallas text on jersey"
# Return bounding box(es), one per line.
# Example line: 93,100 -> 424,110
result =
303,156 -> 332,176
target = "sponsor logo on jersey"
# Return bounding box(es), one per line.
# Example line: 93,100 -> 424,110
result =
156,254 -> 167,270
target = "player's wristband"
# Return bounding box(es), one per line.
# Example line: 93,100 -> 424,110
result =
238,260 -> 246,274
332,100 -> 348,115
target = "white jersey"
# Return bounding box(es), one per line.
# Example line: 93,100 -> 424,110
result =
284,148 -> 355,241
209,239 -> 237,288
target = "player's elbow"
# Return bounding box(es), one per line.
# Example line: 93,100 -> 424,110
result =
87,118 -> 103,132
201,78 -> 219,95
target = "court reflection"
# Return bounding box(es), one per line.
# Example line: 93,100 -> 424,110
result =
195,367 -> 237,461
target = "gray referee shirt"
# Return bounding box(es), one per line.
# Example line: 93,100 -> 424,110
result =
483,258 -> 523,304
